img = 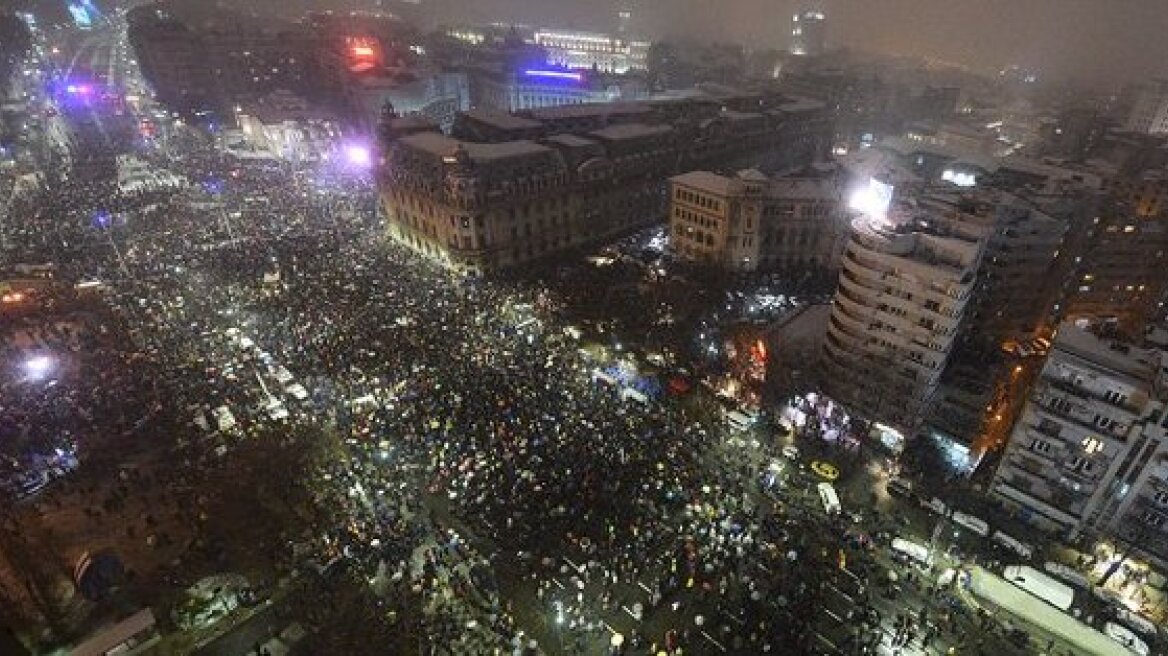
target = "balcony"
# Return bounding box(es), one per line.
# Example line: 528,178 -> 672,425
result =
1044,376 -> 1139,416
838,270 -> 880,301
827,310 -> 870,342
835,289 -> 872,320
1033,390 -> 1129,441
1010,445 -> 1056,473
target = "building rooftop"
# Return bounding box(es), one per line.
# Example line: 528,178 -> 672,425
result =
764,176 -> 839,200
460,109 -> 544,131
525,102 -> 653,121
398,132 -> 552,162
671,170 -> 737,196
672,169 -> 840,201
719,110 -> 765,121
777,97 -> 826,113
238,91 -> 337,124
543,134 -> 596,148
589,123 -> 673,141
1052,322 -> 1157,384
852,216 -> 982,277
390,115 -> 437,130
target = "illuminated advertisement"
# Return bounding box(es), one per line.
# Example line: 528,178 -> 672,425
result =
345,37 -> 382,73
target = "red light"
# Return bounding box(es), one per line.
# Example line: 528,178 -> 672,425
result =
352,46 -> 374,57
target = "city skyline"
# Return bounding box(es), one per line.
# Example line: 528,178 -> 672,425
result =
411,0 -> 1168,84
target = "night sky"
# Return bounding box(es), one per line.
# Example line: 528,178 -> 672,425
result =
408,0 -> 1168,83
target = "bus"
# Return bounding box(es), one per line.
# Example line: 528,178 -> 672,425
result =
952,511 -> 991,537
817,482 -> 841,516
991,531 -> 1033,560
1004,565 -> 1075,611
891,538 -> 934,568
1105,622 -> 1150,656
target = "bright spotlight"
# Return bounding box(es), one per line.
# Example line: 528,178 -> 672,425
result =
24,355 -> 55,379
849,177 -> 894,219
344,143 -> 372,168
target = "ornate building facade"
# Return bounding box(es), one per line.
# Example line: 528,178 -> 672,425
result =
379,92 -> 832,274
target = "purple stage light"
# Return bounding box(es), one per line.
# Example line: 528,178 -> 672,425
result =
524,70 -> 583,81
344,143 -> 373,167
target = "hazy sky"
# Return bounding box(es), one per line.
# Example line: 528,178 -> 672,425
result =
413,0 -> 1168,83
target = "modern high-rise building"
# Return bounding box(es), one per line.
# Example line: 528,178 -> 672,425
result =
617,7 -> 633,36
919,190 -> 1068,343
668,168 -> 848,272
1125,79 -> 1168,135
789,11 -> 827,57
379,92 -> 831,274
990,321 -> 1168,568
1061,188 -> 1168,334
822,211 -> 984,428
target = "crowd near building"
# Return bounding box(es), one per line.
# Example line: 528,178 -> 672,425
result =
379,91 -> 831,274
15,0 -> 1168,647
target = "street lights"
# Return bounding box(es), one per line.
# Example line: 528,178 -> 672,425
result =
23,354 -> 55,380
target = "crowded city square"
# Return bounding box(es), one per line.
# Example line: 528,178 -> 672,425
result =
1,124 -> 1073,654
3,4 -> 1166,656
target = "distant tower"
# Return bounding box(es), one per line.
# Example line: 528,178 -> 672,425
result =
790,10 -> 827,57
617,7 -> 633,36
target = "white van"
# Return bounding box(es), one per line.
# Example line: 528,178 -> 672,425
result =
1005,565 -> 1075,611
920,497 -> 949,516
284,383 -> 309,401
1105,622 -> 1150,656
990,530 -> 1033,560
817,482 -> 841,516
1114,609 -> 1157,638
951,511 -> 990,537
891,538 -> 934,568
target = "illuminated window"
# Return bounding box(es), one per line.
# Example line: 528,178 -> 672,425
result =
1124,225 -> 1136,233
1081,436 -> 1104,455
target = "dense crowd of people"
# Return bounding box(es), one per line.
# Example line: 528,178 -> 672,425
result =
1,89 -> 1097,656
